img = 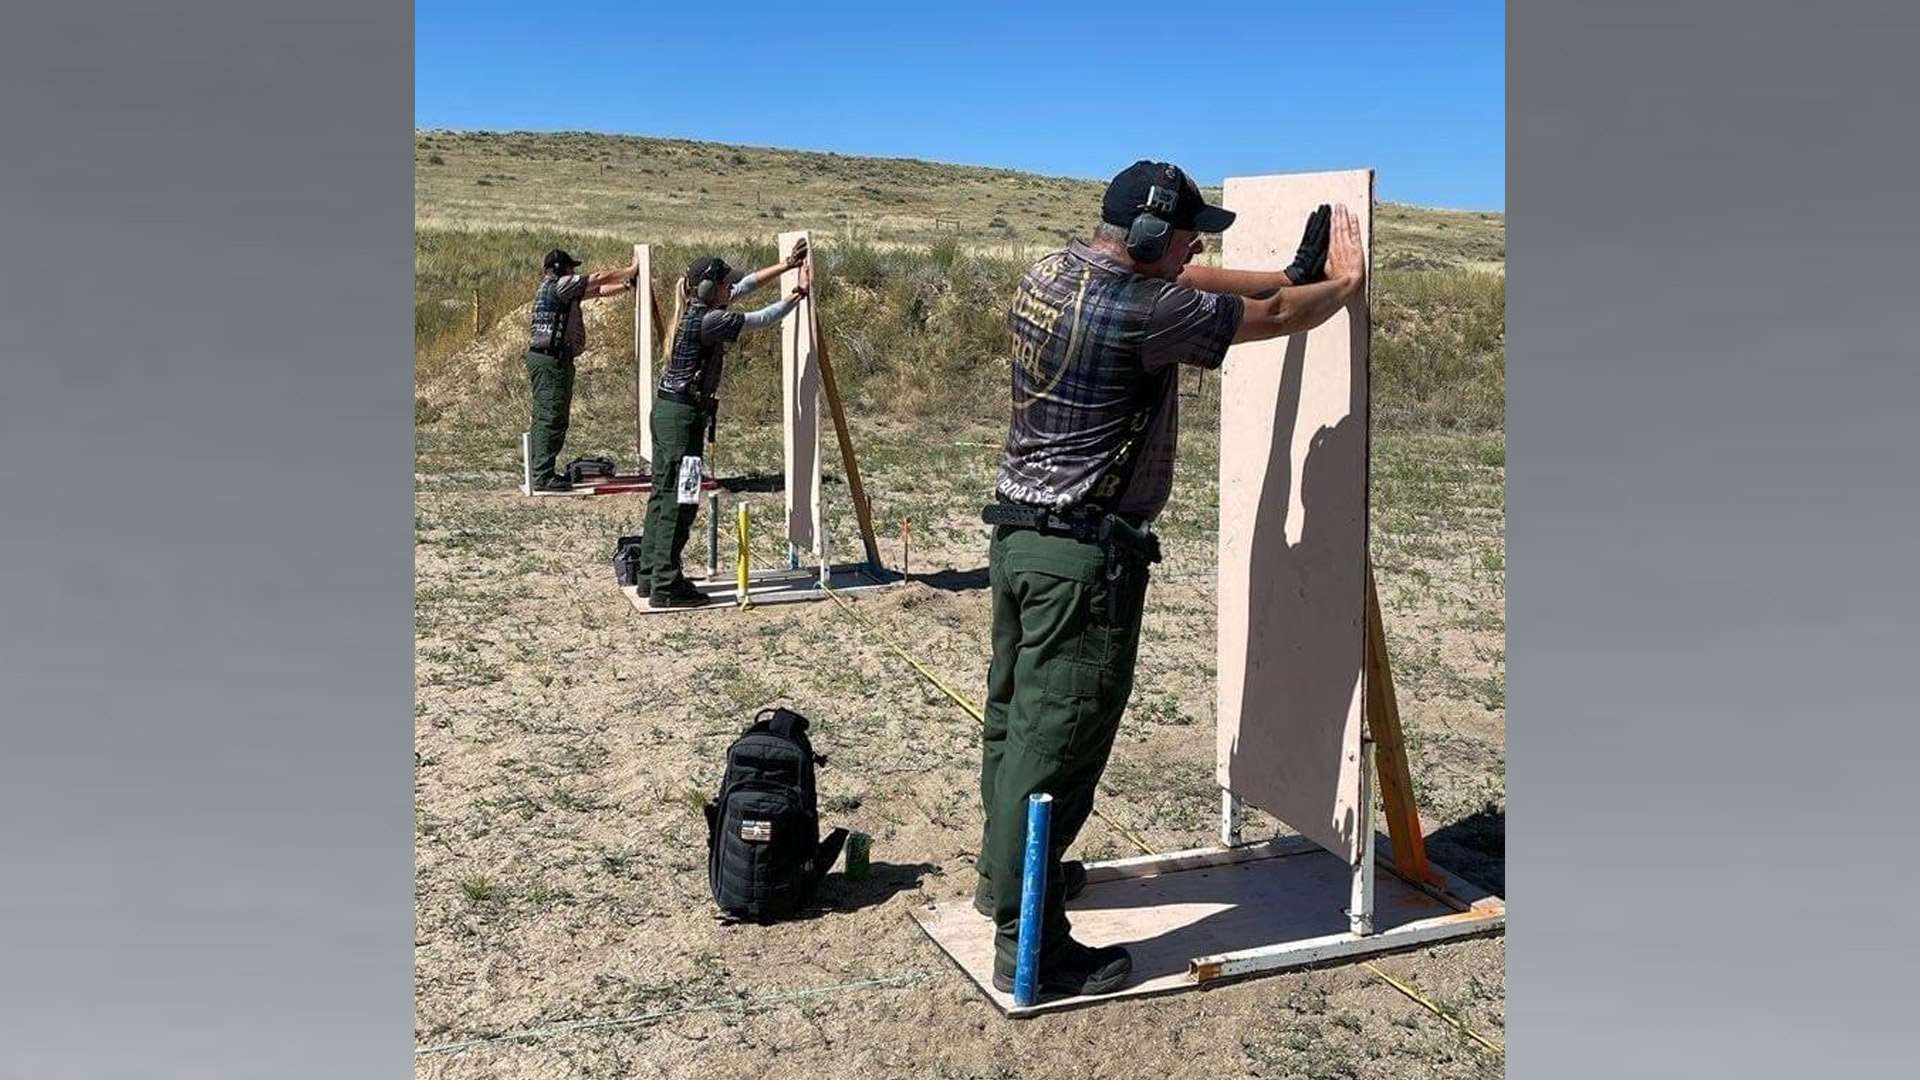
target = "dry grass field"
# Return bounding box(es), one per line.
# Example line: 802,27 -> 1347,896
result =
415,130 -> 1506,1078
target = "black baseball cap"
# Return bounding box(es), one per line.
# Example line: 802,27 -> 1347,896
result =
1101,160 -> 1236,233
542,248 -> 581,273
685,255 -> 739,286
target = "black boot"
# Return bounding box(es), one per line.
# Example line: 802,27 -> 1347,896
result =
647,577 -> 713,609
992,937 -> 1132,998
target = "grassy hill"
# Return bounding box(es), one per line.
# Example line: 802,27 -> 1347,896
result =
414,130 -> 1504,436
416,130 -> 1504,271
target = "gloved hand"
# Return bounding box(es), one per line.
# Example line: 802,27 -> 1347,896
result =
785,236 -> 810,269
1283,203 -> 1332,285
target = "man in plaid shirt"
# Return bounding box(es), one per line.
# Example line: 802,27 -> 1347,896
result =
974,160 -> 1368,998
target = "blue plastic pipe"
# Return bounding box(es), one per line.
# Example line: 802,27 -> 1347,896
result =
1012,792 -> 1053,1006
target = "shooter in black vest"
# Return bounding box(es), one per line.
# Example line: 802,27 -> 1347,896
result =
525,248 -> 642,492
637,240 -> 809,608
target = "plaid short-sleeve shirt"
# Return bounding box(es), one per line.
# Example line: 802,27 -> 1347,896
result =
994,241 -> 1243,519
658,303 -> 746,400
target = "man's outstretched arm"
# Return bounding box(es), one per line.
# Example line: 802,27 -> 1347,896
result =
1230,204 -> 1366,344
582,259 -> 640,299
1178,264 -> 1295,300
1181,202 -> 1333,299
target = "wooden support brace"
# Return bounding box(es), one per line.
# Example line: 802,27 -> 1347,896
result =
1366,564 -> 1441,886
802,252 -> 883,571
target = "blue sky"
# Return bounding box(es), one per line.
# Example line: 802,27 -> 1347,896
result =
416,1 -> 1504,211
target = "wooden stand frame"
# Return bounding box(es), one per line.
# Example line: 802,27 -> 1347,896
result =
800,246 -> 882,571
915,163 -> 1502,1007
620,564 -> 897,614
911,571 -> 1503,1015
636,242 -> 661,466
518,429 -> 713,498
1219,564 -> 1441,893
1195,562 -> 1492,985
618,229 -> 897,613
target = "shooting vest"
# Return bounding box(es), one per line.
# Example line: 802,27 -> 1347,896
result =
528,275 -> 578,358
658,302 -> 728,400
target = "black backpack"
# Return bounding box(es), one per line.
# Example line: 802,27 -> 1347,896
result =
565,455 -> 617,484
612,534 -> 644,587
703,708 -> 847,923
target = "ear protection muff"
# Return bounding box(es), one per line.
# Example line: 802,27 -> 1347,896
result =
691,260 -> 727,303
1125,181 -> 1180,263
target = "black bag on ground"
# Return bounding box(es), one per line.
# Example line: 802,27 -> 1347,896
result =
612,534 -> 644,587
703,707 -> 848,923
565,455 -> 617,484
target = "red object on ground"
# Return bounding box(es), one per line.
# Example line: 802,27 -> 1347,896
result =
565,475 -> 721,496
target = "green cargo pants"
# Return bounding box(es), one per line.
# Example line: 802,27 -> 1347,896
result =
637,396 -> 707,591
524,349 -> 575,486
978,524 -> 1150,973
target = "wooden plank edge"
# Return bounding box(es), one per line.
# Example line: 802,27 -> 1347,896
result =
1372,835 -> 1504,915
624,575 -> 898,615
1079,835 -> 1326,884
1187,905 -> 1506,984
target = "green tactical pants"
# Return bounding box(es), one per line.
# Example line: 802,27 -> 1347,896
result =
525,349 -> 576,486
637,397 -> 707,591
978,524 -> 1150,973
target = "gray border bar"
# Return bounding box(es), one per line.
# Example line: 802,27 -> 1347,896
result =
1509,1 -> 1919,1074
1,2 -> 413,1075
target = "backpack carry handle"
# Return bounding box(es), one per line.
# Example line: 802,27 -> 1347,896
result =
754,706 -> 809,743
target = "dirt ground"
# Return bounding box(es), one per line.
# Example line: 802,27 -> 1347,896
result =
414,411 -> 1506,1079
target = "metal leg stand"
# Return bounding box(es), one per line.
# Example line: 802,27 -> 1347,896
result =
1348,737 -> 1377,936
1220,789 -> 1245,848
705,492 -> 720,579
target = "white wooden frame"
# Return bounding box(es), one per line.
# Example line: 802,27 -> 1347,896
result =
635,242 -> 656,465
779,230 -> 823,566
620,564 -> 897,615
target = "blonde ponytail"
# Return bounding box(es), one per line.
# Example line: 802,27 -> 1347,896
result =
664,274 -> 689,356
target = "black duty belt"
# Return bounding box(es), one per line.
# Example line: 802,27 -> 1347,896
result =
529,345 -> 576,361
981,502 -> 1162,575
657,387 -> 719,444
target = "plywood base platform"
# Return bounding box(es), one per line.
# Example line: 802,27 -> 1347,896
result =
911,835 -> 1503,1017
518,432 -> 746,497
525,475 -> 723,498
622,565 -> 899,614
